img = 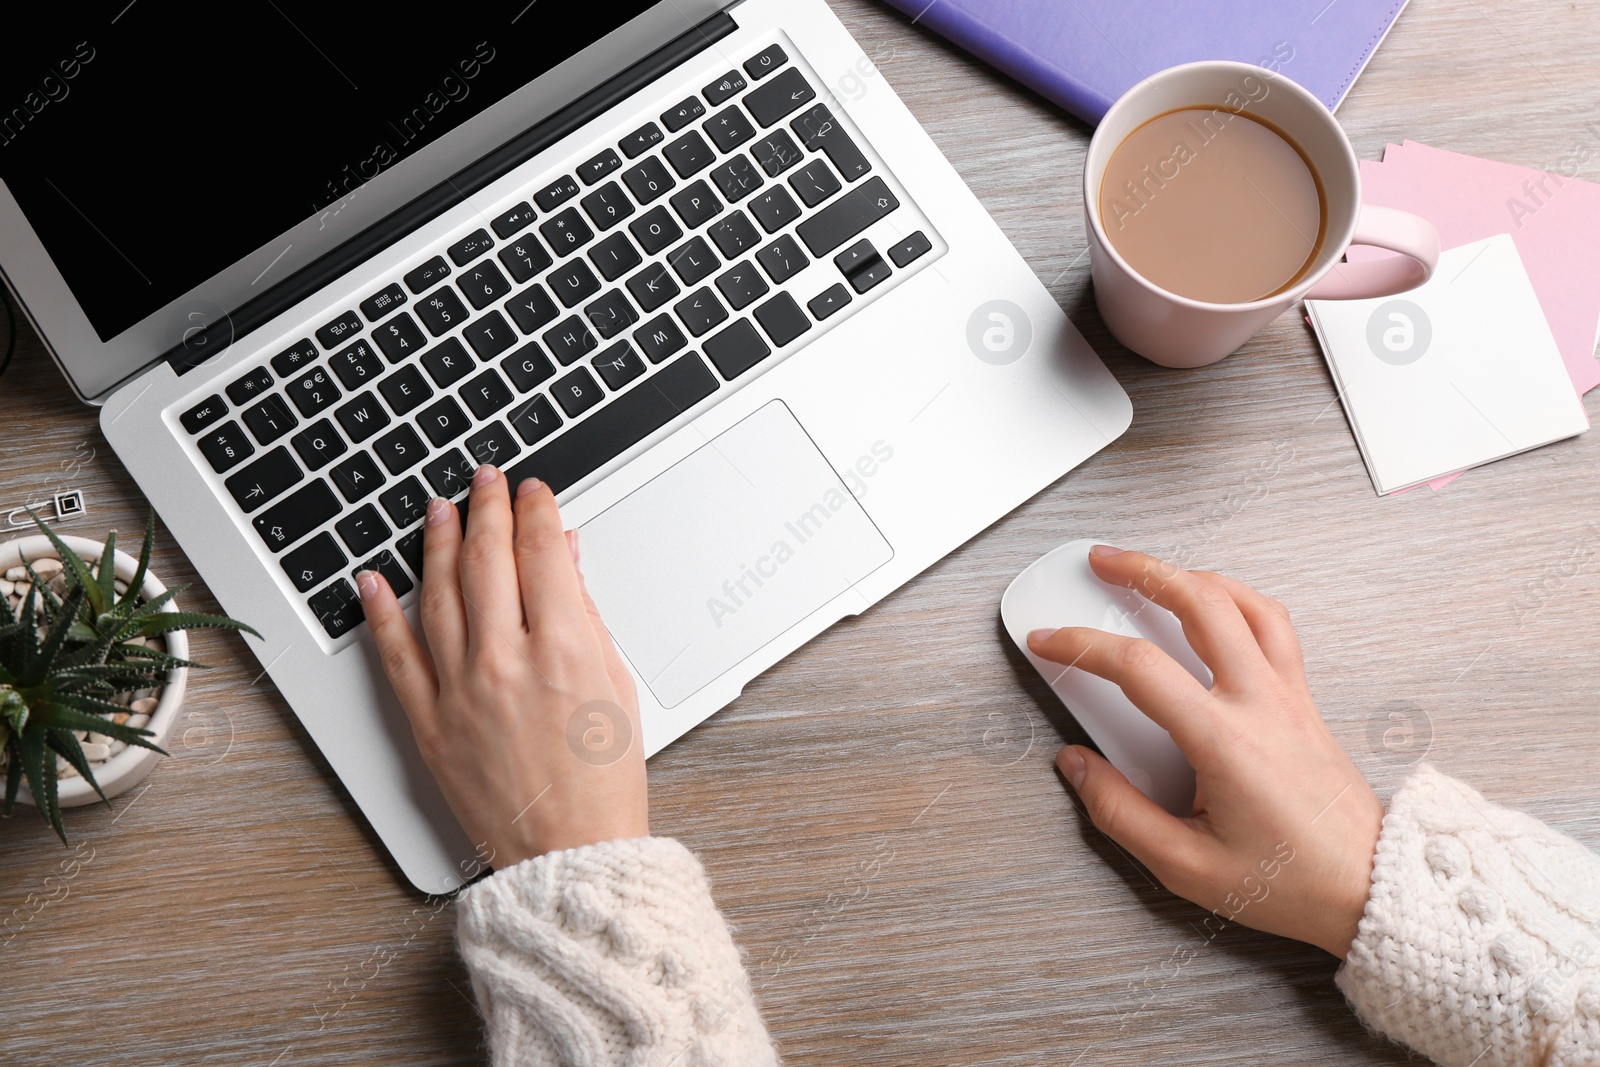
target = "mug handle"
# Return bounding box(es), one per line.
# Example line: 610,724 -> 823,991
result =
1303,205 -> 1441,300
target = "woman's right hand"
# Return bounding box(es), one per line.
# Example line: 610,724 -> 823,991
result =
1027,545 -> 1385,959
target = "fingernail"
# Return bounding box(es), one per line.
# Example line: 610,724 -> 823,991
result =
472,464 -> 498,488
1058,746 -> 1087,789
516,477 -> 544,498
356,571 -> 379,599
570,528 -> 582,568
1089,544 -> 1124,557
426,498 -> 451,526
1027,627 -> 1057,646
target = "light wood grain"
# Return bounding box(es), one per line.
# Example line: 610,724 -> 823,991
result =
4,2 -> 1600,1063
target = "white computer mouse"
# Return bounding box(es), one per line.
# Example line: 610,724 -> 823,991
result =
1000,539 -> 1208,816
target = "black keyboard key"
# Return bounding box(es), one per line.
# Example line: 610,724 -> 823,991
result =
508,394 -> 563,445
329,338 -> 384,389
630,205 -> 683,255
418,395 -> 472,446
583,290 -> 638,340
579,147 -> 622,185
792,104 -> 871,181
540,207 -> 594,257
621,121 -> 664,159
271,339 -> 319,378
461,368 -> 514,419
378,363 -> 433,415
704,106 -> 757,153
849,255 -> 892,293
744,44 -> 788,80
551,366 -> 604,418
535,175 -> 580,212
589,232 -> 642,282
502,354 -> 718,496
507,284 -> 559,334
379,477 -> 429,529
662,96 -> 705,132
197,421 -> 254,473
808,283 -> 852,320
181,394 -> 226,434
284,532 -> 347,593
635,314 -> 687,363
711,155 -> 763,203
789,158 -> 841,207
373,423 -> 427,474
551,258 -> 602,308
335,391 -> 391,443
746,68 -> 817,127
395,529 -> 424,580
330,450 -> 384,503
663,130 -> 716,179
675,287 -> 728,337
591,341 -> 646,390
422,336 -> 474,387
287,367 -> 340,417
336,504 -> 391,557
465,420 -> 521,467
543,315 -> 598,365
254,479 -> 340,553
458,260 -> 512,310
580,182 -> 635,231
703,70 -> 746,106
753,293 -> 810,347
703,319 -> 772,380
709,211 -> 761,258
796,177 -> 900,256
225,447 -> 303,513
448,229 -> 495,267
622,156 -> 675,205
502,343 -> 556,392
291,419 -> 348,470
667,237 -> 719,285
498,233 -> 553,283
416,286 -> 469,336
227,366 -> 274,406
355,548 -> 413,598
626,261 -> 680,312
463,311 -> 516,360
308,580 -> 364,638
422,448 -> 476,498
315,310 -> 362,350
670,180 -> 723,229
750,129 -> 804,177
242,394 -> 299,445
404,256 -> 452,294
756,235 -> 808,283
360,283 -> 407,322
373,312 -> 426,363
835,238 -> 877,276
715,260 -> 769,310
491,201 -> 537,239
890,230 -> 933,267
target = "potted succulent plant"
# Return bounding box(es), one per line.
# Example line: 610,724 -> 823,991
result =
0,512 -> 258,843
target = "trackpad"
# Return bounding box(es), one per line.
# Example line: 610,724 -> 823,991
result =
579,401 -> 893,708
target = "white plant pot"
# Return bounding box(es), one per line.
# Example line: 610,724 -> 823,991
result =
2,534 -> 189,808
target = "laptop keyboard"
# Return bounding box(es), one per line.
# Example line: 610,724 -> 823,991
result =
175,40 -> 936,643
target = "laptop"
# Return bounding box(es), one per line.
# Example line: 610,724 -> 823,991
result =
1,0 -> 1131,893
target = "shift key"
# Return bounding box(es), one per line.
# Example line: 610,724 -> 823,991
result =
795,177 -> 900,256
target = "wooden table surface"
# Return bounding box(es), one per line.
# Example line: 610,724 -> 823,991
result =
5,2 -> 1600,1064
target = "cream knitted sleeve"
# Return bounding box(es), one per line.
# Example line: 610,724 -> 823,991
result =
454,835 -> 780,1067
1337,764 -> 1600,1066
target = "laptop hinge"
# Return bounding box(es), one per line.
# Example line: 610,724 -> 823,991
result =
164,10 -> 738,375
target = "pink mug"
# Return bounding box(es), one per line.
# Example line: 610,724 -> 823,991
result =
1084,61 -> 1440,369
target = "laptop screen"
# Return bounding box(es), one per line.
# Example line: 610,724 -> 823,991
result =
0,3 -> 660,343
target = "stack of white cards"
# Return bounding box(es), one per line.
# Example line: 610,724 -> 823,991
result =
1306,234 -> 1590,495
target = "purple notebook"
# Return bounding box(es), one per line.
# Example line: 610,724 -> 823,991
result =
880,0 -> 1412,124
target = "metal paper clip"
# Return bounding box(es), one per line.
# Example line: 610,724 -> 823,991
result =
6,490 -> 88,528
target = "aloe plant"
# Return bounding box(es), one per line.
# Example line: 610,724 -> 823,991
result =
0,510 -> 258,843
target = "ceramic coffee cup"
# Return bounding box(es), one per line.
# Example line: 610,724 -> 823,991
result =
1084,60 -> 1440,369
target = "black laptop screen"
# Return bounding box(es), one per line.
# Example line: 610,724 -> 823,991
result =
0,3 -> 656,341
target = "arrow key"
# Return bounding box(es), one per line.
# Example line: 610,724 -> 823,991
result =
282,532 -> 348,593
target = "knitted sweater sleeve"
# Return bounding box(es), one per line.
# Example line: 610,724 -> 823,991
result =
1337,764 -> 1600,1066
454,835 -> 779,1067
